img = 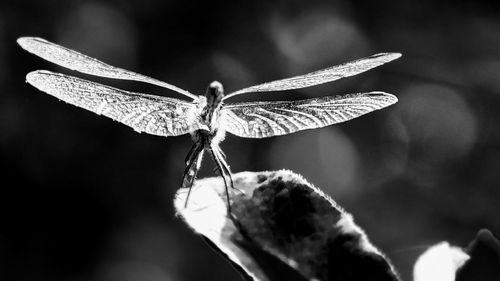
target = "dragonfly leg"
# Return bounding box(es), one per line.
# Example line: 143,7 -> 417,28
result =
212,145 -> 244,195
184,149 -> 204,208
184,140 -> 199,165
218,148 -> 227,161
182,142 -> 200,188
182,142 -> 204,208
208,147 -> 233,213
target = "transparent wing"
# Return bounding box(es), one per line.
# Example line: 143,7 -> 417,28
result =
220,92 -> 397,138
224,53 -> 401,100
18,37 -> 197,100
27,70 -> 203,136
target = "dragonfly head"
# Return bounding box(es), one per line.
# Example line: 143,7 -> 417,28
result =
205,81 -> 224,106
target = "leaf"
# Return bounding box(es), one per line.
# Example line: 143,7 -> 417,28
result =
174,170 -> 400,281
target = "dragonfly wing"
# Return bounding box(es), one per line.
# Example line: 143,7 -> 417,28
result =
18,37 -> 197,100
224,53 -> 401,100
27,70 -> 203,136
220,92 -> 397,138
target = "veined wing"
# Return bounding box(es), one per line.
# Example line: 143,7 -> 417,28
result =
224,53 -> 401,100
27,70 -> 204,136
17,37 -> 197,100
220,92 -> 397,138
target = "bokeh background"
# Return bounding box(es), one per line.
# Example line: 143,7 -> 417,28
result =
1,0 -> 499,280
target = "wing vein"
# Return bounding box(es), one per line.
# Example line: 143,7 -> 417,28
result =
221,92 -> 397,138
26,70 -> 200,136
18,37 -> 197,100
225,53 -> 401,100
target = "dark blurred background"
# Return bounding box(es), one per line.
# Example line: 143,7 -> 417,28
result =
1,0 -> 500,280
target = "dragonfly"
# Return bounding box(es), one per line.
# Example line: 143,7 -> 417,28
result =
18,37 -> 400,211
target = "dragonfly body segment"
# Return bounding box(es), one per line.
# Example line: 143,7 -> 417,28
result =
199,81 -> 225,136
18,37 -> 401,211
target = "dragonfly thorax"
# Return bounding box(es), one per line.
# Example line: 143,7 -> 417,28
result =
198,81 -> 224,131
192,81 -> 226,145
